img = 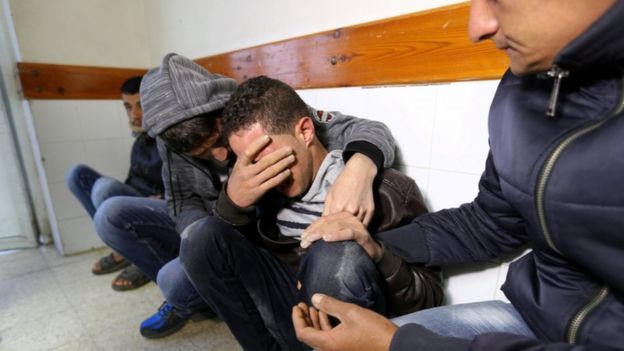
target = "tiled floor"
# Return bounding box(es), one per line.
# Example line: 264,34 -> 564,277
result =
0,246 -> 241,351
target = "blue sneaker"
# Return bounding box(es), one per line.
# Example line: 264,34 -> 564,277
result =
140,302 -> 217,339
140,302 -> 189,339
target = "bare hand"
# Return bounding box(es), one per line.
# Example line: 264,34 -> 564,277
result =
323,153 -> 377,226
300,212 -> 383,261
292,294 -> 398,351
226,135 -> 295,208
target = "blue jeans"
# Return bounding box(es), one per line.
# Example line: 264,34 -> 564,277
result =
94,196 -> 210,317
157,257 -> 207,318
65,164 -> 143,217
180,216 -> 383,351
94,196 -> 178,281
391,300 -> 535,339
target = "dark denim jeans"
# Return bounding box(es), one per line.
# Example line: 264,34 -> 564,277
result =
180,216 -> 384,351
65,164 -> 143,217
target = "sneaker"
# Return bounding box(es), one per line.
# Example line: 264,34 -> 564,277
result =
140,302 -> 188,339
140,302 -> 218,339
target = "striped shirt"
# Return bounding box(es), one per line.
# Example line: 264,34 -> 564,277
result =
276,150 -> 344,238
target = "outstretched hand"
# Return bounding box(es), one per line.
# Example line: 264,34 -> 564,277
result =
292,293 -> 398,351
323,153 -> 377,226
226,135 -> 295,208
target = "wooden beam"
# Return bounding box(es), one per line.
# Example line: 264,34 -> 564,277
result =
17,63 -> 146,99
18,2 -> 508,99
197,2 -> 508,89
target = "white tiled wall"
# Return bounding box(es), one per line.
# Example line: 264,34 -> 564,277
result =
299,80 -> 517,305
30,100 -> 134,255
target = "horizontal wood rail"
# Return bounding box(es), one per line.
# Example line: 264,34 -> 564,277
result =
17,63 -> 146,99
18,2 -> 508,100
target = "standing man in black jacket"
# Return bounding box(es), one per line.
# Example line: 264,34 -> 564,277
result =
66,76 -> 159,291
293,0 -> 624,350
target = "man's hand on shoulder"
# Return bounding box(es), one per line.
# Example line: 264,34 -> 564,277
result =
226,135 -> 295,208
324,153 -> 377,226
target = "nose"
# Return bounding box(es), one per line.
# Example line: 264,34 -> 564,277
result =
468,0 -> 499,43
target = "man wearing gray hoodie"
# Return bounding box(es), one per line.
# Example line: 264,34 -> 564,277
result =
94,53 -> 398,339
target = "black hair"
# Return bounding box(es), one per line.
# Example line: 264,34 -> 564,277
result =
160,109 -> 222,153
221,75 -> 309,139
120,76 -> 143,95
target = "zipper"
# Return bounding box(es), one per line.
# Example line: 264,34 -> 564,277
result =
546,65 -> 570,118
567,286 -> 609,344
536,73 -> 624,255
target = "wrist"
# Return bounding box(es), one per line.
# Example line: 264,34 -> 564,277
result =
348,153 -> 378,180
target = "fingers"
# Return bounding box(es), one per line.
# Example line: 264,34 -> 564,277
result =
293,303 -> 313,329
311,294 -> 348,322
361,208 -> 373,227
238,134 -> 272,165
255,154 -> 295,189
318,310 -> 333,331
309,306 -> 321,330
292,304 -> 324,349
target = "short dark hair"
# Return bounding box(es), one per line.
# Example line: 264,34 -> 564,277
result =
222,76 -> 309,139
120,76 -> 143,95
160,109 -> 221,153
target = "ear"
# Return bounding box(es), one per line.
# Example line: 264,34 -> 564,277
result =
295,116 -> 316,146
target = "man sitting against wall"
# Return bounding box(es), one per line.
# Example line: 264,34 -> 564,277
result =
95,53 -> 400,339
65,76 -> 156,291
292,0 -> 624,350
180,75 -> 444,351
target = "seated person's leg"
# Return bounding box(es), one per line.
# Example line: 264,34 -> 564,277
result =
94,196 -> 178,281
140,257 -> 216,338
91,176 -> 145,209
157,258 -> 212,317
298,241 -> 385,315
180,217 -> 307,351
65,164 -> 101,217
391,300 -> 535,340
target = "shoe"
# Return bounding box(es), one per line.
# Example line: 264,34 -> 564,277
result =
111,264 -> 151,291
92,252 -> 130,275
140,302 -> 188,339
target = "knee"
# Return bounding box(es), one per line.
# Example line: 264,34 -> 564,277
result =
299,241 -> 379,304
93,197 -> 129,243
65,164 -> 88,190
91,177 -> 117,208
179,217 -> 236,269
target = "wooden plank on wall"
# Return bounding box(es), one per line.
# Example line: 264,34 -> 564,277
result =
197,2 -> 508,89
18,2 -> 508,100
17,63 -> 146,99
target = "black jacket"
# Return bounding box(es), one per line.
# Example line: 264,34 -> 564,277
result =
379,2 -> 624,350
125,133 -> 164,197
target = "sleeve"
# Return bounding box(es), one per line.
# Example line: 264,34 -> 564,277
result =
376,242 -> 444,317
390,325 -> 604,351
308,106 -> 395,170
214,185 -> 256,228
158,139 -> 214,233
376,152 -> 529,267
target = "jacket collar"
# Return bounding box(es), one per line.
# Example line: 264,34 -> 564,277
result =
554,1 -> 624,72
